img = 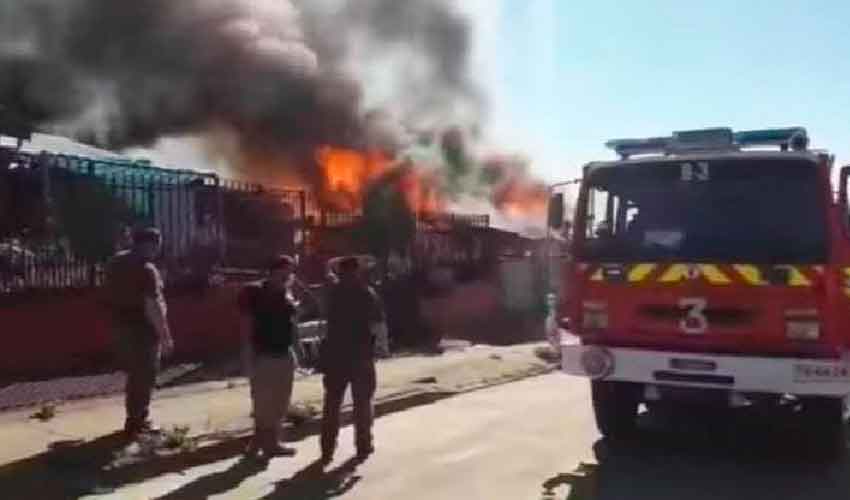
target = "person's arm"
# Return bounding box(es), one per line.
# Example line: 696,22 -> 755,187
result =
143,265 -> 173,356
367,287 -> 386,325
367,287 -> 389,356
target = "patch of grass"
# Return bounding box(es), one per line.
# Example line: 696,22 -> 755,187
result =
287,403 -> 319,426
534,345 -> 561,364
161,425 -> 193,451
31,402 -> 57,422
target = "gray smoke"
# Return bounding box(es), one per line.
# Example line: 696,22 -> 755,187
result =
0,0 -> 482,160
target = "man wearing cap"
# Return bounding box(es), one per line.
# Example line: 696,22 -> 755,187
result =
104,227 -> 173,437
320,256 -> 385,464
238,255 -> 299,459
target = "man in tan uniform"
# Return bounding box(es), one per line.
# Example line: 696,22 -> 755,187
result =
104,227 -> 173,437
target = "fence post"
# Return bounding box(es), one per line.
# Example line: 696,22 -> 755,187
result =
84,160 -> 100,288
298,190 -> 307,260
214,175 -> 226,266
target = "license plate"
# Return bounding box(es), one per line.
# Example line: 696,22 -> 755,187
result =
793,363 -> 850,383
670,358 -> 717,372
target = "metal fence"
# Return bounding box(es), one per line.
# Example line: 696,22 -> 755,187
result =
216,181 -> 306,269
417,213 -> 490,231
1,142 -> 497,295
0,147 -> 228,295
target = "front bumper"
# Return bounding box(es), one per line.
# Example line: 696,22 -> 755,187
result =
561,342 -> 850,397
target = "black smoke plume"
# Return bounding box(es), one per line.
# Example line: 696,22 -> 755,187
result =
0,0 -> 481,159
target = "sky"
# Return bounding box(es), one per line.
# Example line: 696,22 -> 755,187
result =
472,0 -> 850,185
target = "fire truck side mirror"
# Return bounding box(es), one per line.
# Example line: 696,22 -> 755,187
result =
840,166 -> 850,209
548,193 -> 565,229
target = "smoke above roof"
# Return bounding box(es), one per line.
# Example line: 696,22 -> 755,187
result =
0,0 -> 547,221
0,0 -> 481,151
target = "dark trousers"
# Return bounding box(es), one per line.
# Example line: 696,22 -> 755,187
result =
114,324 -> 160,431
320,361 -> 377,454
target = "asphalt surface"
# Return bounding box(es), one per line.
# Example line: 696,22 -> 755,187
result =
77,372 -> 850,500
0,364 -> 204,412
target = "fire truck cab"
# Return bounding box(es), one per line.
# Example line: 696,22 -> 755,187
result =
551,127 -> 850,446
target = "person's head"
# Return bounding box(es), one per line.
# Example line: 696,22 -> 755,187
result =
338,256 -> 361,284
268,254 -> 296,289
132,227 -> 162,260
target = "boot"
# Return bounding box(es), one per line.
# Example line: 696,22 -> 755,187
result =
261,428 -> 296,457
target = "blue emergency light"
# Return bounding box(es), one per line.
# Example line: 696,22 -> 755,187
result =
604,137 -> 671,158
673,127 -> 733,147
606,127 -> 809,158
733,127 -> 808,151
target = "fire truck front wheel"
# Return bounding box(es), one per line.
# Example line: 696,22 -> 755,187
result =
591,381 -> 639,439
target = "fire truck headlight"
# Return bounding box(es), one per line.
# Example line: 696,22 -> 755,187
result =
581,301 -> 609,330
786,317 -> 820,341
580,346 -> 615,379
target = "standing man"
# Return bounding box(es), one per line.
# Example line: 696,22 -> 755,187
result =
104,227 -> 173,438
320,257 -> 385,464
238,255 -> 299,459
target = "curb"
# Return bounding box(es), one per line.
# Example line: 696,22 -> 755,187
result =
0,361 -> 558,497
118,361 -> 558,466
193,361 -> 558,451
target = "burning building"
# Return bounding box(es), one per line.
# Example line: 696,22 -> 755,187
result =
0,0 -> 555,379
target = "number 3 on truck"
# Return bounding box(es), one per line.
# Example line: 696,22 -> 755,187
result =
679,297 -> 708,335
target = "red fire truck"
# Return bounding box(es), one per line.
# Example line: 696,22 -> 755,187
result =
550,127 -> 850,447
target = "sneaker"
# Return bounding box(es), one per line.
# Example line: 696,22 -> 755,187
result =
124,421 -> 161,438
139,423 -> 162,434
245,440 -> 261,459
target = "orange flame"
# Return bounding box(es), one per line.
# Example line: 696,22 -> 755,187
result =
233,144 -> 547,223
398,168 -> 444,216
483,154 -> 549,217
317,147 -> 391,211
494,180 -> 548,217
317,147 -> 445,215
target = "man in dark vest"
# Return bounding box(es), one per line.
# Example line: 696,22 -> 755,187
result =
320,256 -> 384,464
104,227 -> 173,437
238,255 -> 299,459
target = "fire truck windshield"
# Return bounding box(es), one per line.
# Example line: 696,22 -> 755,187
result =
576,157 -> 827,263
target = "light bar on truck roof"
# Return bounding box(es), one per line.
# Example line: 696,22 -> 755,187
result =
673,127 -> 733,149
604,137 -> 671,158
733,127 -> 808,151
605,126 -> 809,158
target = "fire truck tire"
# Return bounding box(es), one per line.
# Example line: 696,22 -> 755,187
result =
801,397 -> 846,457
591,381 -> 639,440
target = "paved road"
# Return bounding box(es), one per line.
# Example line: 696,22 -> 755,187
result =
85,374 -> 850,500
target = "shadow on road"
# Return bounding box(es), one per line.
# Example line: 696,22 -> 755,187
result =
542,408 -> 850,500
0,431 -> 258,499
0,389 -> 454,499
155,456 -> 268,500
259,457 -> 364,499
